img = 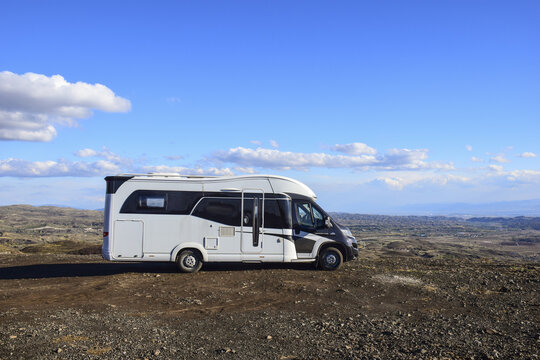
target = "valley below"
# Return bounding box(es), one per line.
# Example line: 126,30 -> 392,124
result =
0,205 -> 538,359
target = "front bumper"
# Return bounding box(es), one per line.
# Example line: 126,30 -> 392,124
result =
344,242 -> 358,261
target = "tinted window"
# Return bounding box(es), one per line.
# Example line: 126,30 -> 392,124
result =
264,200 -> 283,229
242,198 -> 291,229
293,200 -> 326,230
192,198 -> 241,226
242,198 -> 256,227
277,199 -> 292,229
139,195 -> 165,209
313,206 -> 325,229
120,190 -> 201,214
295,201 -> 314,228
167,191 -> 201,214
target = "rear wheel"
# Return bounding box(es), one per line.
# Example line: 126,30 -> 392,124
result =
319,247 -> 343,271
176,249 -> 203,273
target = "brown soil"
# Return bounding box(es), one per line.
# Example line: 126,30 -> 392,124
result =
1,253 -> 538,359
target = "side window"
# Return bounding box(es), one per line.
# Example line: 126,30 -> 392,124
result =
294,201 -> 314,228
138,194 -> 165,209
192,198 -> 241,226
243,198 -> 254,226
243,198 -> 291,229
312,206 -> 325,229
264,200 -> 283,229
120,190 -> 201,214
277,199 -> 292,229
167,192 -> 200,214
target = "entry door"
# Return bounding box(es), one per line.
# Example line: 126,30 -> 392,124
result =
241,189 -> 264,253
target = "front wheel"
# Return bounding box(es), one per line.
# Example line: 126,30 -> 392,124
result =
176,249 -> 203,273
319,247 -> 343,271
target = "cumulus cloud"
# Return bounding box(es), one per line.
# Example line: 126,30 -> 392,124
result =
490,154 -> 509,163
211,147 -> 454,171
517,152 -> 537,158
249,140 -> 262,146
332,142 -> 377,155
0,71 -> 131,141
269,140 -> 279,149
489,164 -> 504,172
74,147 -> 125,164
374,173 -> 471,190
141,165 -> 234,176
471,156 -> 484,163
465,145 -> 473,152
0,158 -> 120,177
0,154 -> 236,177
505,169 -> 540,183
75,148 -> 98,157
233,167 -> 257,174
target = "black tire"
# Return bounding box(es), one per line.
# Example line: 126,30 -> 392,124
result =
319,247 -> 343,271
176,249 -> 203,273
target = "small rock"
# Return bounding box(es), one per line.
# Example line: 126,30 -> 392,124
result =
56,348 -> 62,353
9,335 -> 17,339
154,349 -> 160,356
266,335 -> 272,340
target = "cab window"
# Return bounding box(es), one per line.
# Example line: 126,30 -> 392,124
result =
295,201 -> 314,228
293,200 -> 327,231
313,206 -> 325,229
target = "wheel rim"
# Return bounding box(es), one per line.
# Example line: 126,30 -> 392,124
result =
184,255 -> 197,268
324,252 -> 338,268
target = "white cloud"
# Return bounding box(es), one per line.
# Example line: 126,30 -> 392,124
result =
489,164 -> 503,172
471,156 -> 484,163
74,147 -> 125,164
490,154 -> 509,163
374,173 -> 471,190
505,170 -> 540,183
211,147 -> 454,171
249,140 -> 262,146
269,139 -> 279,148
0,158 -> 120,177
141,165 -> 234,176
75,148 -> 98,157
332,142 -> 377,155
0,71 -> 131,141
233,167 -> 257,174
465,145 -> 473,152
517,152 -> 537,158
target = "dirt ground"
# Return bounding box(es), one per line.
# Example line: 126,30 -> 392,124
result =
0,253 -> 538,359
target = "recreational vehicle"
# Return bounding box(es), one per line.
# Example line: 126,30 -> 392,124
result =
102,174 -> 358,272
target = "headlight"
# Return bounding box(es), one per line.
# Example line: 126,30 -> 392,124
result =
344,228 -> 352,237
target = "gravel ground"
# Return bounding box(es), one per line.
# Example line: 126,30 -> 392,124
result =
0,254 -> 538,359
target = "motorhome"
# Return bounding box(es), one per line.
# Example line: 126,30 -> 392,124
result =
102,173 -> 358,272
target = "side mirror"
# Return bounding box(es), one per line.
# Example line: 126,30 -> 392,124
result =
325,217 -> 333,228
293,224 -> 300,235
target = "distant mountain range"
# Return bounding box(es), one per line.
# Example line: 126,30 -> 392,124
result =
29,198 -> 540,217
391,199 -> 540,217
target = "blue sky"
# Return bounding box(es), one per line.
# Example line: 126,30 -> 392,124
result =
1,0 -> 539,213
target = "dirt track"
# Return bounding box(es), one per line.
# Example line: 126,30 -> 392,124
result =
0,254 -> 538,359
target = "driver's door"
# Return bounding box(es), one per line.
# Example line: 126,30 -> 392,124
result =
292,200 -> 328,254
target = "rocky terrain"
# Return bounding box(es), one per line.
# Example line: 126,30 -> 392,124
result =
0,206 -> 538,359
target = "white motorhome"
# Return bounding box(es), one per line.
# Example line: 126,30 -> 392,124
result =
102,174 -> 358,272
